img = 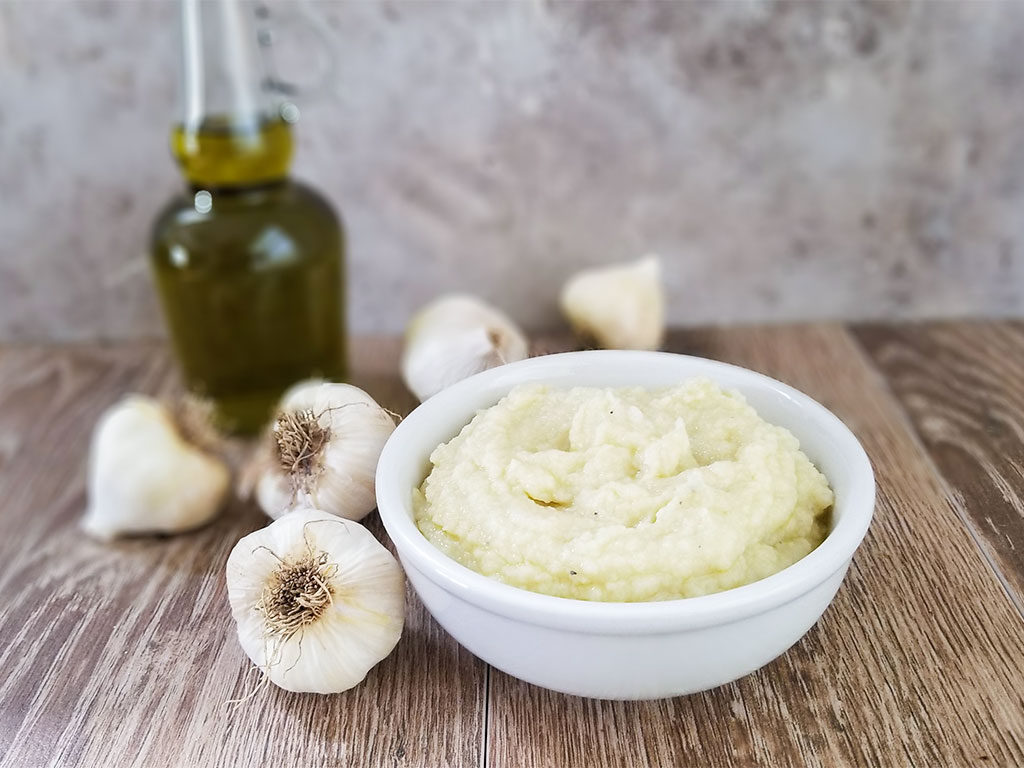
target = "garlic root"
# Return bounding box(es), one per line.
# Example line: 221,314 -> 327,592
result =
560,256 -> 666,351
226,508 -> 406,694
83,395 -> 230,540
401,294 -> 529,402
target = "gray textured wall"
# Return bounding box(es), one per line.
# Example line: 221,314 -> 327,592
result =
2,0 -> 1023,341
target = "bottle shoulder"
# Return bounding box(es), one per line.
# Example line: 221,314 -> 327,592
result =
154,179 -> 339,222
286,179 -> 338,209
153,180 -> 342,237
151,179 -> 344,267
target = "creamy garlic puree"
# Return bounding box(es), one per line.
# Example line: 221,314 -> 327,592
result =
413,379 -> 833,602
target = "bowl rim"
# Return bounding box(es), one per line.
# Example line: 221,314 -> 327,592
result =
376,350 -> 875,634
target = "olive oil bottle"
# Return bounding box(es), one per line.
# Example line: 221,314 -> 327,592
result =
151,0 -> 345,433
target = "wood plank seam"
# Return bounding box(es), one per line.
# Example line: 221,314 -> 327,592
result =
480,665 -> 491,768
846,330 -> 1024,621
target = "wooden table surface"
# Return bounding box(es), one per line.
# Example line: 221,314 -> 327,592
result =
1,322 -> 1023,768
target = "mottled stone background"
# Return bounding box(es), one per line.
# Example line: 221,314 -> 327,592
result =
2,0 -> 1023,341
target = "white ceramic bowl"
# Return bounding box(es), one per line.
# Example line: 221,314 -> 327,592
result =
376,351 -> 874,700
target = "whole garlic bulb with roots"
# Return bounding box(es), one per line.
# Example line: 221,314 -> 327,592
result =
82,395 -> 230,540
226,508 -> 406,694
255,381 -> 396,521
560,256 -> 665,351
401,294 -> 529,402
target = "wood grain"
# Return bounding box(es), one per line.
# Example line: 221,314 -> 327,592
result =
1,328 -> 1022,768
487,326 -> 1024,768
855,321 -> 1024,613
0,340 -> 484,768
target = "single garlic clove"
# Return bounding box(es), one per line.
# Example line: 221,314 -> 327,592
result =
226,508 -> 405,694
559,256 -> 666,351
255,382 -> 396,521
401,294 -> 529,402
82,395 -> 230,540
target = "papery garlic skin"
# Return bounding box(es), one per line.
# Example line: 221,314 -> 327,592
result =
559,256 -> 665,351
82,395 -> 230,540
256,382 -> 395,521
226,508 -> 405,694
401,294 -> 529,402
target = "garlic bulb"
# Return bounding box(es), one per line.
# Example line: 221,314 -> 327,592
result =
560,256 -> 666,351
401,294 -> 529,402
255,382 -> 395,521
83,395 -> 229,540
226,508 -> 405,694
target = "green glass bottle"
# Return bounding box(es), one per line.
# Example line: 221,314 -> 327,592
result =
151,0 -> 345,434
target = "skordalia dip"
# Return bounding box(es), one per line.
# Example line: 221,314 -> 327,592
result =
413,379 -> 833,602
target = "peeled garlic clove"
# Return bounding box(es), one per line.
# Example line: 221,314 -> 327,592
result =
401,294 -> 529,402
226,508 -> 405,694
560,256 -> 665,351
82,395 -> 230,540
255,382 -> 395,521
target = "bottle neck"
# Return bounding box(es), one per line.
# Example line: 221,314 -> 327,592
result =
175,0 -> 295,189
172,113 -> 294,189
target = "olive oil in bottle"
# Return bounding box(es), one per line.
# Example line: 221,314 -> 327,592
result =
150,0 -> 345,434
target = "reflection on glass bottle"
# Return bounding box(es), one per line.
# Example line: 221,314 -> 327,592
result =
151,0 -> 345,434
